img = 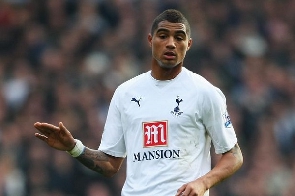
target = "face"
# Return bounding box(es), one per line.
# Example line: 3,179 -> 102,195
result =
148,21 -> 192,69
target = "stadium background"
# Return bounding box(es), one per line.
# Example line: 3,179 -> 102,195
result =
0,0 -> 294,195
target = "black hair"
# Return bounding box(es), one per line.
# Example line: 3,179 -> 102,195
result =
151,9 -> 191,37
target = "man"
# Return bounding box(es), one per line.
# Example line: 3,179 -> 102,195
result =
34,9 -> 243,196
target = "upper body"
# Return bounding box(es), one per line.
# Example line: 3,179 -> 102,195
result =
99,67 -> 238,195
34,9 -> 243,196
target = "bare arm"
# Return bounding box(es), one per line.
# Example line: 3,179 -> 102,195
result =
34,122 -> 124,177
76,148 -> 124,177
201,143 -> 243,188
176,143 -> 243,196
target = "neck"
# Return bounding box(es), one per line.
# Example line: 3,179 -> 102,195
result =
151,61 -> 183,80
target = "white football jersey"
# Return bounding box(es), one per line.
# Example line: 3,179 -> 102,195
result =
99,67 -> 237,196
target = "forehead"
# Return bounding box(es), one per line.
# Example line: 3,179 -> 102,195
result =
155,21 -> 187,34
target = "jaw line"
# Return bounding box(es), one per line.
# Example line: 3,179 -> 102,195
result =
156,59 -> 178,69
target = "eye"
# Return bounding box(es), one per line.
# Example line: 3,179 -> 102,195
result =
175,35 -> 185,41
176,37 -> 184,41
159,34 -> 167,39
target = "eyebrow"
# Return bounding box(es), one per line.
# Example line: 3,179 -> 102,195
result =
156,28 -> 187,36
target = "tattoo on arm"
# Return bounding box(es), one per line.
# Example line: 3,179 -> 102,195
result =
76,148 -> 109,174
229,144 -> 240,157
225,143 -> 243,166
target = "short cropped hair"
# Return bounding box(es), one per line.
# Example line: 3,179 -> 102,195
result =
151,9 -> 191,38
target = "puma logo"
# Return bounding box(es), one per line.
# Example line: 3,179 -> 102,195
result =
131,97 -> 142,107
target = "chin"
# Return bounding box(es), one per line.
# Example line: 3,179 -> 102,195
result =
159,62 -> 180,69
160,65 -> 175,69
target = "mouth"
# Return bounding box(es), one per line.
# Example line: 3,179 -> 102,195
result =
163,51 -> 176,60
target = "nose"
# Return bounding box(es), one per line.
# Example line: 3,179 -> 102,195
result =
166,36 -> 176,49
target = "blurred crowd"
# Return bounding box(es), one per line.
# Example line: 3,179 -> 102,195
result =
0,0 -> 294,195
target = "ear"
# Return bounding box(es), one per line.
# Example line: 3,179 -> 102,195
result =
148,34 -> 153,47
187,38 -> 192,51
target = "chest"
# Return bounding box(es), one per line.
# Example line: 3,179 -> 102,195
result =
120,87 -> 209,157
123,88 -> 197,122
121,86 -> 206,141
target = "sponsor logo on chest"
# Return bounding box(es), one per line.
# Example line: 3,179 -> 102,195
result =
133,121 -> 180,162
143,121 -> 168,147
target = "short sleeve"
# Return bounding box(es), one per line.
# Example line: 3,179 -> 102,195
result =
201,87 -> 237,154
98,88 -> 127,157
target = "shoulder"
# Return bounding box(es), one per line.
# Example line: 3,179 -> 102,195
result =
182,68 -> 226,105
120,72 -> 147,87
114,71 -> 148,95
183,68 -> 222,94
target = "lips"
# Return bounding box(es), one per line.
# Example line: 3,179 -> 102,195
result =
163,51 -> 176,59
164,51 -> 176,56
